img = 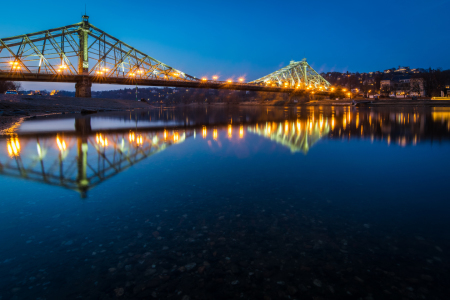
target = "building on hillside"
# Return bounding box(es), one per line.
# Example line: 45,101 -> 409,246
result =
380,76 -> 426,97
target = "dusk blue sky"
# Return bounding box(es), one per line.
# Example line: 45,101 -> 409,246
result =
1,0 -> 449,91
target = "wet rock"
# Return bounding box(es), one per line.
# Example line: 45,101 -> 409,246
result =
313,279 -> 322,287
145,268 -> 156,276
185,263 -> 196,271
114,287 -> 124,297
421,275 -> 433,281
287,286 -> 297,295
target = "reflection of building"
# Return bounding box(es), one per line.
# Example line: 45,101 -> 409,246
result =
248,119 -> 330,154
328,108 -> 450,146
0,128 -> 192,198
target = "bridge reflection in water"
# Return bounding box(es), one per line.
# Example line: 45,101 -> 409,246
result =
248,119 -> 330,154
1,125 -> 192,198
2,106 -> 450,197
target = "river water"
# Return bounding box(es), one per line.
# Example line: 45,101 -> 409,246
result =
0,105 -> 449,299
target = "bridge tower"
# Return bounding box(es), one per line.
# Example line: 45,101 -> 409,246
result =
75,15 -> 92,98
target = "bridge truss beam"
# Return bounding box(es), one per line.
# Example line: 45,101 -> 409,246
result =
0,15 -> 199,97
250,59 -> 330,90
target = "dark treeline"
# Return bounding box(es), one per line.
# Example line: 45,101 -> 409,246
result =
0,81 -> 20,94
91,87 -> 291,104
418,69 -> 450,97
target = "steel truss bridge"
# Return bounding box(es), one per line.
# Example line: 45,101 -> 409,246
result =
0,15 -> 330,97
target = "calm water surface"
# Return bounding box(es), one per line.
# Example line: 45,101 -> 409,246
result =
1,106 -> 449,299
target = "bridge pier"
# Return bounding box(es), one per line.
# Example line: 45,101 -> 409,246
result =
75,77 -> 92,98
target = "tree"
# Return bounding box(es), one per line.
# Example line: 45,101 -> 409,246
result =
381,84 -> 391,97
410,80 -> 423,97
0,80 -> 19,93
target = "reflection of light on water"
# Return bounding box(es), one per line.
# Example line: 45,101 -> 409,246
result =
95,133 -> 107,147
56,135 -> 67,151
7,137 -> 20,157
129,131 -> 135,142
248,119 -> 330,154
239,125 -> 244,139
432,110 -> 450,122
213,129 -> 218,140
202,126 -> 207,139
228,125 -> 232,139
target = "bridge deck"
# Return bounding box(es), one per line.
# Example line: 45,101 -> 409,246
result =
0,72 -> 336,95
0,73 -> 318,93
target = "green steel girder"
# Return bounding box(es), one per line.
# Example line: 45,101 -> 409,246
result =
250,59 -> 330,89
0,16 -> 198,82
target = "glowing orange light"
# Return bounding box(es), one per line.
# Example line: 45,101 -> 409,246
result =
202,77 -> 207,81
129,132 -> 136,142
239,125 -> 244,139
212,76 -> 218,80
56,136 -> 66,151
7,137 -> 20,157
